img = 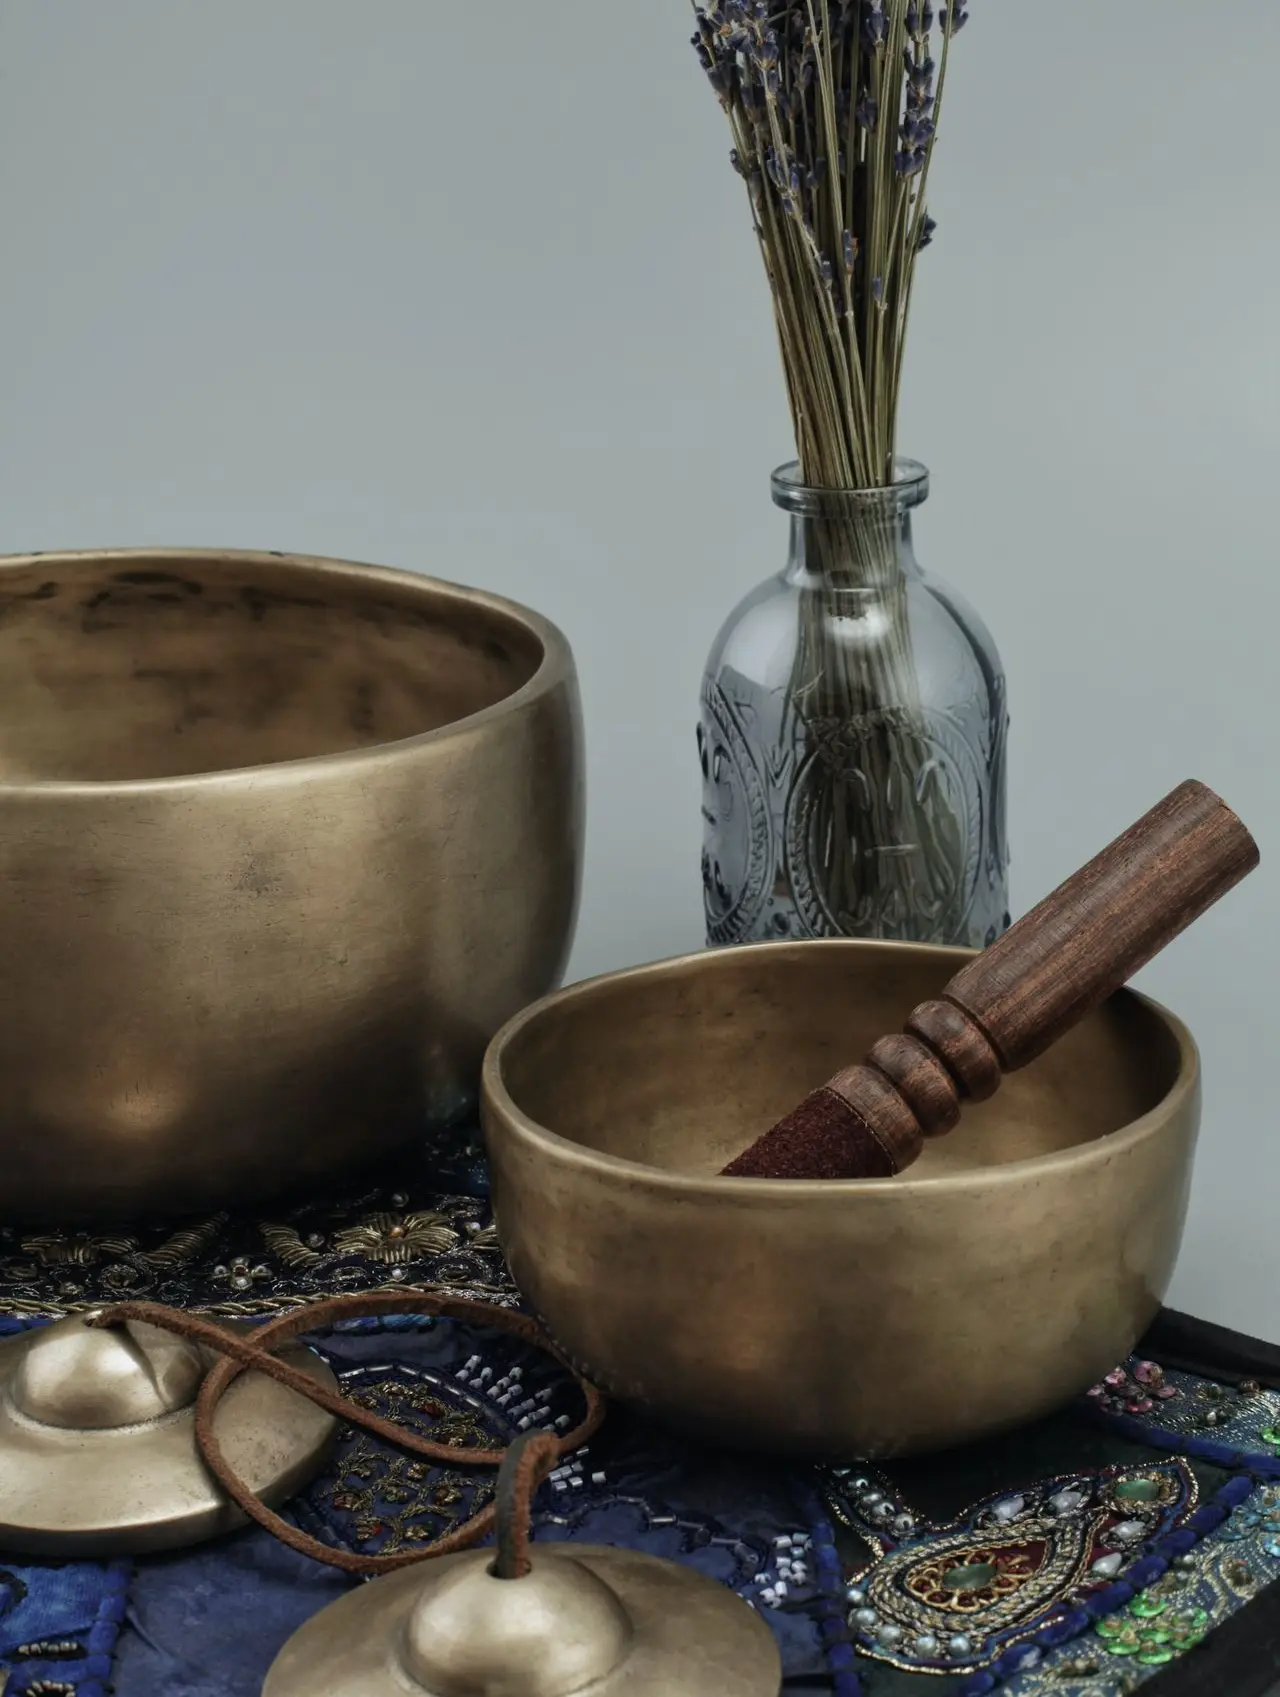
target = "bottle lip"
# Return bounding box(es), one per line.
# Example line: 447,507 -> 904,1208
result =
770,460 -> 929,515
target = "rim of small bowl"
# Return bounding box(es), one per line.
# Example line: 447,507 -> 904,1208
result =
0,546 -> 574,795
482,938 -> 1201,1197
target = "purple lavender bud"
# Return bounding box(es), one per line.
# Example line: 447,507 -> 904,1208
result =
900,115 -> 935,149
871,276 -> 885,304
692,35 -> 733,102
905,54 -> 937,91
941,3 -> 969,29
917,214 -> 938,250
854,92 -> 879,130
842,229 -> 858,274
894,146 -> 927,176
708,6 -> 749,51
729,147 -> 745,176
820,256 -> 835,291
862,4 -> 887,47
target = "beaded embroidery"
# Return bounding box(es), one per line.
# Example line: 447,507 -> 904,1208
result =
1095,1356 -> 1280,1454
3,1138 -> 1279,1696
1000,1482 -> 1280,1695
0,1130 -> 508,1320
825,1462 -> 1197,1676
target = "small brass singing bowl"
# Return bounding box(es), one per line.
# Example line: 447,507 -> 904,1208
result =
482,941 -> 1199,1458
0,549 -> 581,1223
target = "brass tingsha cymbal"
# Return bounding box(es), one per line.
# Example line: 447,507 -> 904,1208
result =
0,1312 -> 337,1556
263,1543 -> 782,1697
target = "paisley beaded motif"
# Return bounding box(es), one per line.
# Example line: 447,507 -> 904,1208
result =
825,1461 -> 1197,1676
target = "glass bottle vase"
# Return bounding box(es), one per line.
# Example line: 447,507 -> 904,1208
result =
698,462 -> 1009,949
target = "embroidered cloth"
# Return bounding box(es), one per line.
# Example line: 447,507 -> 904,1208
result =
0,1133 -> 1277,1697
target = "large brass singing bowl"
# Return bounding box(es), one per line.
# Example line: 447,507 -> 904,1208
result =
0,549 -> 581,1222
483,941 -> 1199,1458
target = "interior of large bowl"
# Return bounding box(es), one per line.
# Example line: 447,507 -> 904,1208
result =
496,943 -> 1188,1177
0,553 -> 545,782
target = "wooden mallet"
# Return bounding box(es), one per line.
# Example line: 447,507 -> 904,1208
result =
722,780 -> 1259,1181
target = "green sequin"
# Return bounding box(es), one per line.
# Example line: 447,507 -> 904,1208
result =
1130,1594 -> 1167,1619
1168,1627 -> 1207,1646
1167,1606 -> 1209,1632
1097,1618 -> 1144,1655
1260,1426 -> 1280,1448
1138,1646 -> 1176,1665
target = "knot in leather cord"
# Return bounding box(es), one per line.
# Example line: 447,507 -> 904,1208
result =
88,1291 -> 605,1576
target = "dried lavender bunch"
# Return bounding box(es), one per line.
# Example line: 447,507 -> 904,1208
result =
693,2 -> 979,945
693,0 -> 966,488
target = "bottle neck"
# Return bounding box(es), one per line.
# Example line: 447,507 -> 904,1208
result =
782,504 -> 919,591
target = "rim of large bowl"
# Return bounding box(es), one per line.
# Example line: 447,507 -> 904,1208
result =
481,938 -> 1201,1197
0,547 -> 574,795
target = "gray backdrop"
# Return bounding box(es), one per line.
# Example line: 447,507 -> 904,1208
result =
0,1 -> 1276,1333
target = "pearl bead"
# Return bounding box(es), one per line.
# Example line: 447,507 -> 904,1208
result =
852,1607 -> 879,1631
1111,1520 -> 1148,1545
992,1495 -> 1026,1523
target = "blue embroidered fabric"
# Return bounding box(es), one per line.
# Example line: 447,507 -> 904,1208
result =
105,1320 -> 1280,1697
2,1148 -> 1279,1697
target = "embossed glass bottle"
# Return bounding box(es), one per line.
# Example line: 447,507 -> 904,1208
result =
699,462 -> 1008,949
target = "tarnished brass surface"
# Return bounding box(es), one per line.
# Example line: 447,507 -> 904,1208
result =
263,1543 -> 781,1697
0,548 -> 582,1222
482,940 -> 1201,1458
0,1313 -> 338,1555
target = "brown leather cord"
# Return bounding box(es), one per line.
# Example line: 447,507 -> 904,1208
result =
88,1293 -> 606,1575
492,1430 -> 560,1580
